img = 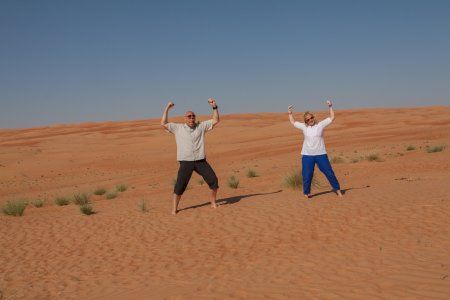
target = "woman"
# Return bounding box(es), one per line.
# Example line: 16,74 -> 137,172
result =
288,100 -> 343,198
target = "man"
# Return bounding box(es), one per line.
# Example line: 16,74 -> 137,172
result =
161,98 -> 220,215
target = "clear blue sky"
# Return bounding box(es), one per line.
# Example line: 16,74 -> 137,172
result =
1,0 -> 449,128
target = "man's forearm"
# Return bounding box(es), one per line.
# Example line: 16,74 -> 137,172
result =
212,107 -> 220,123
161,108 -> 169,126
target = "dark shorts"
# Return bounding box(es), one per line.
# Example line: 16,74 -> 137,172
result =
174,159 -> 219,195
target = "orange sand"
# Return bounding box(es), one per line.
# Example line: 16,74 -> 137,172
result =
1,106 -> 449,299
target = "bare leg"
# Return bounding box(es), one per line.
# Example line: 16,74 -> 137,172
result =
172,193 -> 181,215
210,189 -> 218,208
336,190 -> 343,198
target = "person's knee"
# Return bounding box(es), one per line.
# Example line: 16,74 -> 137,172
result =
302,169 -> 314,180
173,188 -> 185,196
207,175 -> 219,190
174,181 -> 187,195
321,165 -> 335,177
198,162 -> 218,189
175,162 -> 194,195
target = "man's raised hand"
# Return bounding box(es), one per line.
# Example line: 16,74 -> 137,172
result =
208,98 -> 217,107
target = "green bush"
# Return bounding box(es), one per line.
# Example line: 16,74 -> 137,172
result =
227,175 -> 239,189
80,204 -> 94,215
138,199 -> 149,213
366,153 -> 382,162
72,193 -> 90,205
105,192 -> 117,200
426,145 -> 445,153
3,200 -> 27,216
282,169 -> 318,190
116,184 -> 127,192
246,169 -> 259,178
330,156 -> 345,164
93,187 -> 107,195
54,197 -> 70,206
32,199 -> 45,208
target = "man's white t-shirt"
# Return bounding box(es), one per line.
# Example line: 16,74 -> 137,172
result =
294,117 -> 332,156
166,120 -> 213,161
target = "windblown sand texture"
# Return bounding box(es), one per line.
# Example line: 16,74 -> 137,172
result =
1,106 -> 450,299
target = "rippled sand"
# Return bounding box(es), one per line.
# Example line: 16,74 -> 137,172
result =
1,106 -> 449,299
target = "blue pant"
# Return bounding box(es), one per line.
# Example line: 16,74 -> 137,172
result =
302,154 -> 340,195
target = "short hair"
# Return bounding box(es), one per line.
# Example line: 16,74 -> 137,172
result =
303,111 -> 317,125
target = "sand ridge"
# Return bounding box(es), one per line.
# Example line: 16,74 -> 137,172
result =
1,106 -> 450,299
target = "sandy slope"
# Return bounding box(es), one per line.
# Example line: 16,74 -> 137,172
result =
1,106 -> 449,299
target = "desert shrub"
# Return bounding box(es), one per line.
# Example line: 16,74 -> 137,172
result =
330,156 -> 345,164
72,193 -> 90,205
54,197 -> 70,206
227,175 -> 239,189
105,193 -> 117,200
366,153 -> 383,162
138,199 -> 149,213
246,169 -> 259,178
198,179 -> 205,185
93,187 -> 107,195
283,169 -> 303,190
426,145 -> 445,153
282,169 -> 318,190
116,184 -> 127,192
405,145 -> 415,151
80,204 -> 94,215
3,200 -> 27,216
32,199 -> 45,208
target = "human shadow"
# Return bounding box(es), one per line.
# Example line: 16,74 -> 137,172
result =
308,185 -> 370,198
178,190 -> 283,212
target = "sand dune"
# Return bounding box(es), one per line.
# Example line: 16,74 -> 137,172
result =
1,106 -> 450,299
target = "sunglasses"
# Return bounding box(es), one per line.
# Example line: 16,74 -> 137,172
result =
185,114 -> 196,118
305,116 -> 314,122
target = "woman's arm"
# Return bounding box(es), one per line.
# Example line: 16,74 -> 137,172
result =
326,100 -> 335,121
288,105 -> 296,125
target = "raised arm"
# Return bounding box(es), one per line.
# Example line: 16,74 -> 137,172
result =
288,105 -> 296,125
208,98 -> 220,127
326,100 -> 335,121
161,101 -> 174,129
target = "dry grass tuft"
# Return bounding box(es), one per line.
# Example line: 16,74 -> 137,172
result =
227,175 -> 240,189
3,200 -> 28,216
426,145 -> 445,153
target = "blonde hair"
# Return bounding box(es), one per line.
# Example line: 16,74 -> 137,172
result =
303,111 -> 317,125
